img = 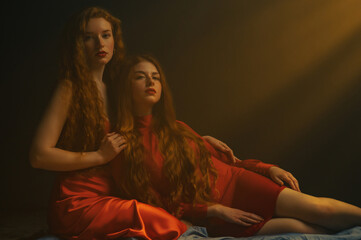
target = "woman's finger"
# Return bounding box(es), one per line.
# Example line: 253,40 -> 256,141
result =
286,174 -> 299,191
107,132 -> 116,137
290,176 -> 301,192
244,212 -> 264,222
216,140 -> 229,152
272,176 -> 284,186
283,175 -> 297,191
118,143 -> 127,152
108,133 -> 121,141
287,173 -> 300,191
225,149 -> 236,163
118,141 -> 127,148
232,218 -> 252,226
110,134 -> 121,140
239,215 -> 261,224
114,136 -> 126,145
211,139 -> 238,164
221,142 -> 230,151
219,144 -> 227,152
233,210 -> 263,224
219,142 -> 236,163
114,138 -> 126,149
234,157 -> 242,163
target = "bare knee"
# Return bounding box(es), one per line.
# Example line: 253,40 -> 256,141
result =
312,198 -> 337,220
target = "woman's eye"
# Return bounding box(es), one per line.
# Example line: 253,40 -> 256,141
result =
102,33 -> 111,39
135,75 -> 145,80
153,77 -> 160,81
84,36 -> 92,41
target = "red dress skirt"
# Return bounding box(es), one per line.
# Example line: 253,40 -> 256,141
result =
48,168 -> 187,240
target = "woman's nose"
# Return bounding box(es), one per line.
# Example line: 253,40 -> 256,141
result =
146,76 -> 155,86
96,36 -> 105,48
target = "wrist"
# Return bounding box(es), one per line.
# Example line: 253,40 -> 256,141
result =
207,204 -> 220,217
202,136 -> 210,142
93,150 -> 106,165
268,166 -> 278,173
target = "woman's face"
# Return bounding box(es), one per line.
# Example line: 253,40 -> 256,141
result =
131,61 -> 162,114
84,17 -> 114,67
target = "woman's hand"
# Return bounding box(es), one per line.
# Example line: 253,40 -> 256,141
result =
203,136 -> 237,163
207,204 -> 263,226
97,132 -> 127,164
269,167 -> 301,192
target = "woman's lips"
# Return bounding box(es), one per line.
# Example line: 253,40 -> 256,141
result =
96,51 -> 107,57
145,88 -> 156,95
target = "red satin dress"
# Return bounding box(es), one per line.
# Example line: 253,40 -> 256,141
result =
48,121 -> 187,240
112,115 -> 286,237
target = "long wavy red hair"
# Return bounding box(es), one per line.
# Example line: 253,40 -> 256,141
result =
56,7 -> 125,154
113,55 -> 217,214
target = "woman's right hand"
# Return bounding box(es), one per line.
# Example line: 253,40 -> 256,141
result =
97,132 -> 127,163
207,204 -> 264,226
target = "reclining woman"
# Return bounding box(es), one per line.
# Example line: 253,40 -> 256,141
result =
29,7 -> 232,240
111,54 -> 361,237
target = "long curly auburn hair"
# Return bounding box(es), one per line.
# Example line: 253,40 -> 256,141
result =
56,7 -> 125,153
113,55 -> 218,214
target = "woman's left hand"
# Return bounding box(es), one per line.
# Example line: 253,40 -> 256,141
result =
269,167 -> 301,192
203,135 -> 237,163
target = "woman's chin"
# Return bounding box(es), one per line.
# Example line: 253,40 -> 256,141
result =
89,59 -> 111,68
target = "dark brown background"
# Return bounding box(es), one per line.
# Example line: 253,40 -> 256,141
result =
2,0 -> 361,216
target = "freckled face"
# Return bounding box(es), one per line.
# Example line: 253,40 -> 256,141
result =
84,18 -> 114,67
131,61 -> 162,111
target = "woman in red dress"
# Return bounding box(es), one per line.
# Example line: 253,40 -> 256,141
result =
29,7 -> 187,240
111,54 -> 361,237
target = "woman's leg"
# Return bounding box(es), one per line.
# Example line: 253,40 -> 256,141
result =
256,218 -> 330,235
275,188 -> 361,231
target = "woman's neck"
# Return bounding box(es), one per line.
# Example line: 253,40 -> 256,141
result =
91,65 -> 105,84
91,65 -> 108,116
134,105 -> 153,117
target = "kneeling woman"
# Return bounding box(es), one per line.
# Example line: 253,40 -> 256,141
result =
111,55 -> 361,237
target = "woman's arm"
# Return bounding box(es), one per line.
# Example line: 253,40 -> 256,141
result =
29,81 -> 126,171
